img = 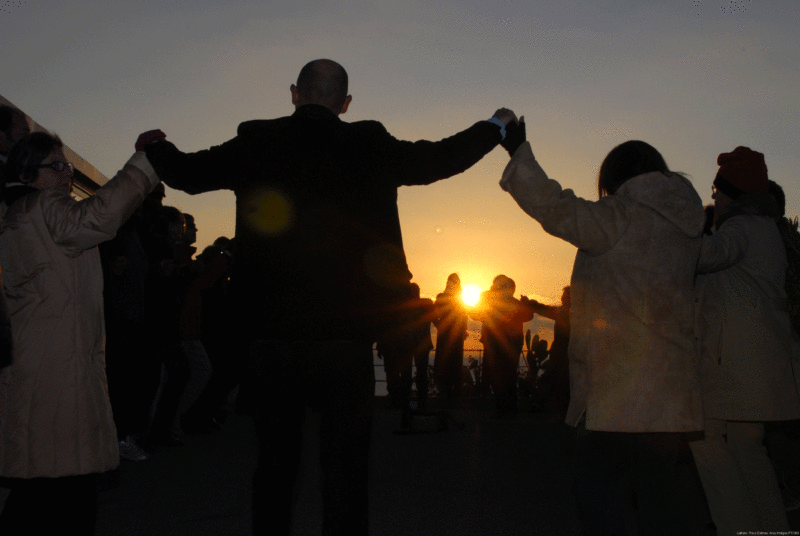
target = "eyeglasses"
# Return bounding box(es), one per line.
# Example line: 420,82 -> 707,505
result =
38,161 -> 74,173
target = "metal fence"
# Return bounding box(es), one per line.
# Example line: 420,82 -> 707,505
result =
374,347 -> 536,398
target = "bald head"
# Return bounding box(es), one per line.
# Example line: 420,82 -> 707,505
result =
291,59 -> 352,114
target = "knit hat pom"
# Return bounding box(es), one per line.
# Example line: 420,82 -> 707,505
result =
715,146 -> 768,196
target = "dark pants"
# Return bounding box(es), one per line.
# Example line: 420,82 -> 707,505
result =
106,320 -> 162,438
184,336 -> 246,422
573,416 -> 689,536
484,336 -> 521,414
0,474 -> 98,535
433,338 -> 463,398
249,340 -> 375,536
413,349 -> 430,405
149,343 -> 191,438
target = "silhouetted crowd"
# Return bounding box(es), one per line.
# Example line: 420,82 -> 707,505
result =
1,56 -> 800,536
99,184 -> 240,457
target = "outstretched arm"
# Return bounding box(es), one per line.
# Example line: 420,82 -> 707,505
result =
141,132 -> 244,195
379,109 -> 515,187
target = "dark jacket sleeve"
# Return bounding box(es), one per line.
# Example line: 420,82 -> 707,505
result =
144,137 -> 244,195
528,300 -> 560,321
369,120 -> 502,187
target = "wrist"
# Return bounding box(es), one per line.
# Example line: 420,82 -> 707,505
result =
486,117 -> 506,140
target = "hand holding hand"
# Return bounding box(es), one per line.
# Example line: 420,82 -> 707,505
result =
501,116 -> 526,157
492,108 -> 518,126
135,129 -> 167,152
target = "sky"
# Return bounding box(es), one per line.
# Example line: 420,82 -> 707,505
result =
2,0 -> 799,306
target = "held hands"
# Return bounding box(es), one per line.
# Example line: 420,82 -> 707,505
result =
492,108 -> 518,126
135,129 -> 167,152
501,116 -> 526,157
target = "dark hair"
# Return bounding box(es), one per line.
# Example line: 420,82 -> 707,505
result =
768,180 -> 786,217
492,274 -> 515,293
296,59 -> 349,111
597,140 -> 670,198
5,131 -> 63,184
0,106 -> 25,135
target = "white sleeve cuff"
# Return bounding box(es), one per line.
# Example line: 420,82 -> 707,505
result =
486,117 -> 506,140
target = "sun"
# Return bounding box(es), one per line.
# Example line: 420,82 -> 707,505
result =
461,284 -> 481,306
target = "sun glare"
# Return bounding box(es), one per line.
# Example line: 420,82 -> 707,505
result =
461,284 -> 481,306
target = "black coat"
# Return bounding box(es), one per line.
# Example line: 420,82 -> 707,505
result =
145,104 -> 500,341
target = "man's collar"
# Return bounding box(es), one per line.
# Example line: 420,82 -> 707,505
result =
292,104 -> 341,122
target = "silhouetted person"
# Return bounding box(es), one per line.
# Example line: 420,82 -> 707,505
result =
524,333 -> 550,406
472,275 -> 533,417
690,148 -> 800,534
764,179 -> 800,513
100,188 -> 170,461
0,106 -> 29,183
501,129 -> 706,535
181,240 -> 236,433
525,286 -> 571,417
409,285 -> 436,412
138,59 -> 514,535
378,283 -> 436,428
172,212 -> 216,434
144,205 -> 191,448
433,273 -> 468,399
0,131 -> 160,534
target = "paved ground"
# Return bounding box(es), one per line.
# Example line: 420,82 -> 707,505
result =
3,396 -> 798,535
86,397 -> 724,536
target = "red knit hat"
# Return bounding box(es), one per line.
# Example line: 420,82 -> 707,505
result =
714,146 -> 768,199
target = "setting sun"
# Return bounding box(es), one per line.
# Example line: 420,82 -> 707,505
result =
461,284 -> 481,306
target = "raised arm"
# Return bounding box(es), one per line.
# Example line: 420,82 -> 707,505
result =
142,133 -> 244,195
43,152 -> 160,255
378,109 -> 514,187
500,141 -> 630,255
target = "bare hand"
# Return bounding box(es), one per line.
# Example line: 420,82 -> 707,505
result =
493,108 -> 518,126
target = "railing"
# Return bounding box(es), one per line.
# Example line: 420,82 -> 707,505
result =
374,347 -> 536,397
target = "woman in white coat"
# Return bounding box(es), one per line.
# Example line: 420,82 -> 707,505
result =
0,131 -> 160,534
690,146 -> 800,535
499,119 -> 706,535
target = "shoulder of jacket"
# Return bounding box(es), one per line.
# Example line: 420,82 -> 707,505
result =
236,116 -> 292,137
347,119 -> 388,133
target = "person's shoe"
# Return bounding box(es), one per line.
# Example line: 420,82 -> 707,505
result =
119,435 -> 149,461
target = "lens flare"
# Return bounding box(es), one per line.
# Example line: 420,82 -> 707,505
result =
461,284 -> 481,306
243,188 -> 293,235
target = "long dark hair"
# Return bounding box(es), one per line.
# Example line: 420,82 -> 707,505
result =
597,140 -> 670,199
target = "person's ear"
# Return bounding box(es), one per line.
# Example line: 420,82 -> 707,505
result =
290,84 -> 300,106
339,95 -> 352,115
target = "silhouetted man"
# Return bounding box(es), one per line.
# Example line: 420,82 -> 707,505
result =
141,58 -> 515,536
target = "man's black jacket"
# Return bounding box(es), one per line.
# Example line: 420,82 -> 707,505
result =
145,104 -> 501,341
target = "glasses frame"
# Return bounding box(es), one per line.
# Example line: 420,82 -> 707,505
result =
38,161 -> 74,173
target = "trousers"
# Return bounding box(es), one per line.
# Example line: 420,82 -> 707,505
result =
249,340 -> 375,536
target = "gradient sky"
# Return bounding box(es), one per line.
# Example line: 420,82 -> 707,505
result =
2,0 -> 798,305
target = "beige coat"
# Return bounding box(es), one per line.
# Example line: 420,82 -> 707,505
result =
0,153 -> 158,478
696,209 -> 800,421
501,142 -> 705,432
